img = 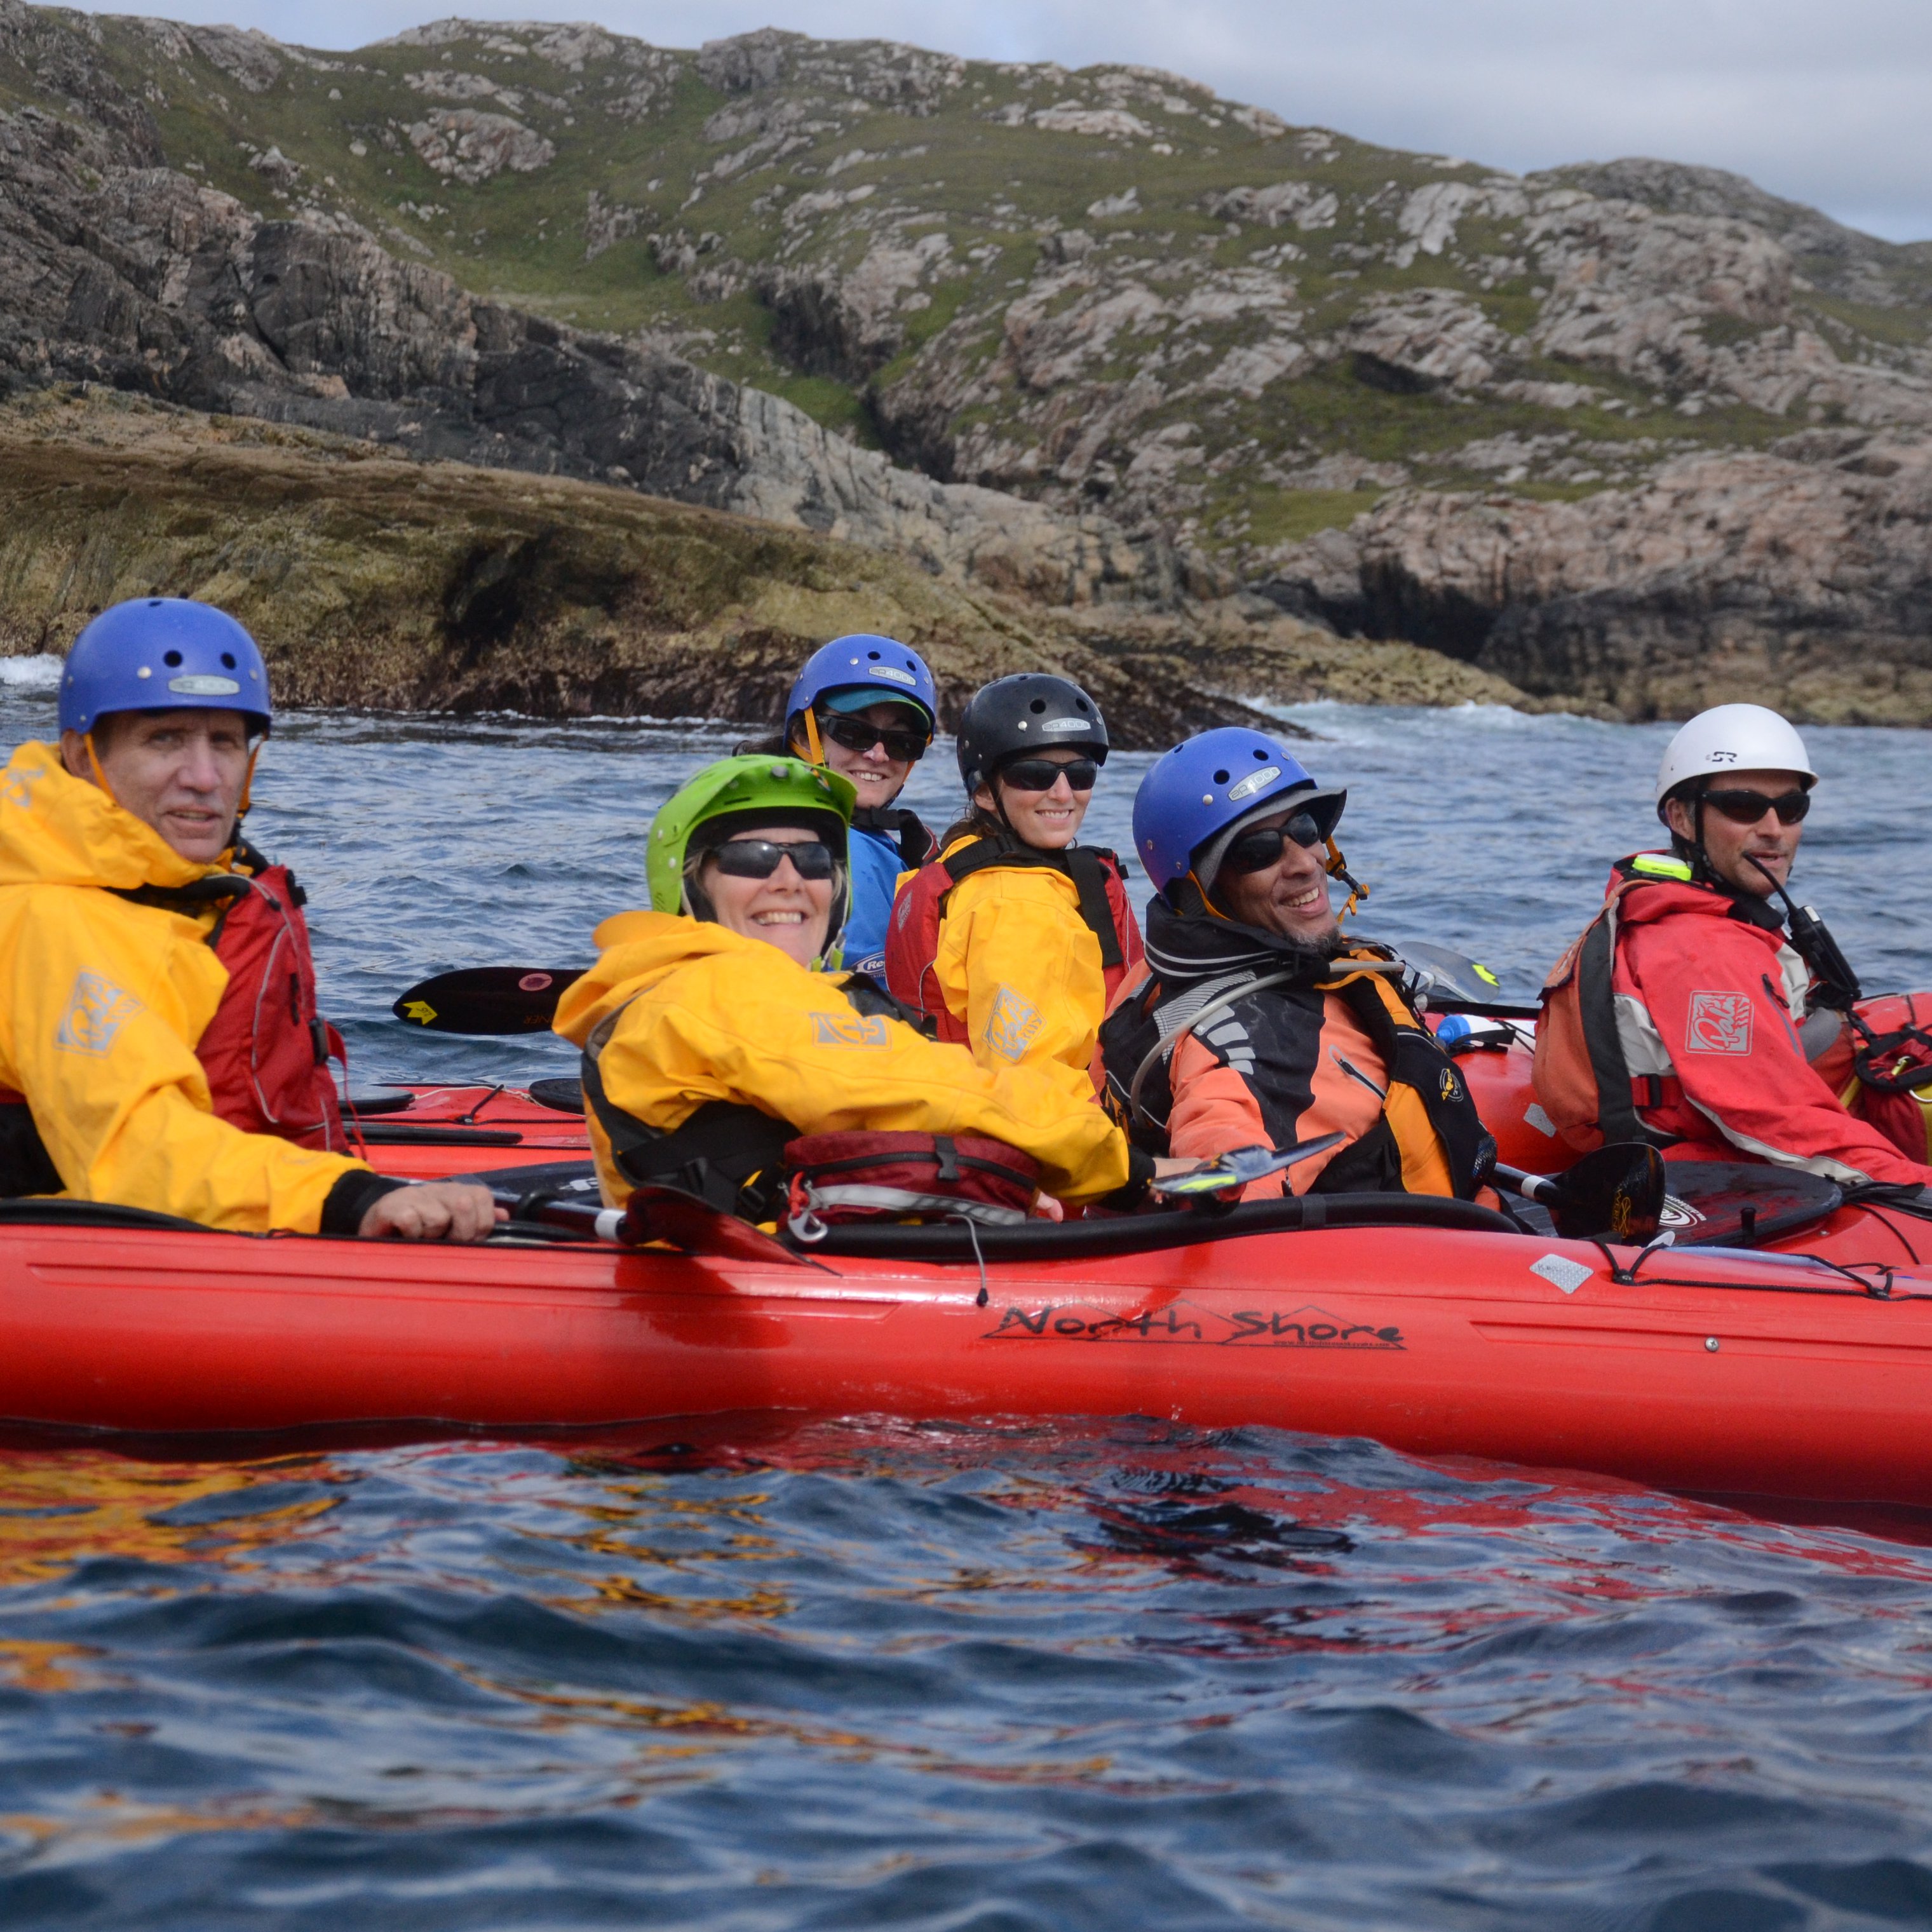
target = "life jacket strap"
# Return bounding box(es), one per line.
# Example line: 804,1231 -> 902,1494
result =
940,834 -> 1126,970
110,872 -> 256,948
579,1030 -> 794,1220
853,804 -> 933,872
0,1090 -> 62,1196
1124,966 -> 1298,1134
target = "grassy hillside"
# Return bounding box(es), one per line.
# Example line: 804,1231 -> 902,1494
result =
24,11 -> 1927,574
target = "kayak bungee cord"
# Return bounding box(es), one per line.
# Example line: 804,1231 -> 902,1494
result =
1588,1231 -> 1912,1300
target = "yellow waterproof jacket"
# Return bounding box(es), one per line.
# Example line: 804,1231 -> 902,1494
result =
553,910 -> 1131,1206
935,860 -> 1105,1077
0,743 -> 369,1231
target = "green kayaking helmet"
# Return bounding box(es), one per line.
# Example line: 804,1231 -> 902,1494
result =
648,755 -> 857,965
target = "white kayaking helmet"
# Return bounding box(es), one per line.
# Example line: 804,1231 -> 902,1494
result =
1654,704 -> 1817,820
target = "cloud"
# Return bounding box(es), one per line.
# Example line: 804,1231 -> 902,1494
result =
64,0 -> 1932,240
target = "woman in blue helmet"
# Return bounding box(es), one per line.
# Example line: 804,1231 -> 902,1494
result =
1098,727 -> 1493,1203
764,635 -> 939,977
0,598 -> 497,1241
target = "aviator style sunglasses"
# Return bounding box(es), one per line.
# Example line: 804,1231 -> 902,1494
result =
707,839 -> 837,881
1699,787 -> 1812,827
997,757 -> 1100,795
818,713 -> 930,763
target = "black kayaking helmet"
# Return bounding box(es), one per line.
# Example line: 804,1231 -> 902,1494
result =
955,673 -> 1110,797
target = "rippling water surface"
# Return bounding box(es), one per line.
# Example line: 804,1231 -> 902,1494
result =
3,668 -> 1932,1929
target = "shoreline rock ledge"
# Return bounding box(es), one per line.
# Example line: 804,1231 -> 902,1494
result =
1263,436 -> 1932,726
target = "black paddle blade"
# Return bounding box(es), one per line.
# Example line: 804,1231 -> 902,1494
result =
393,966 -> 586,1034
1548,1143 -> 1665,1243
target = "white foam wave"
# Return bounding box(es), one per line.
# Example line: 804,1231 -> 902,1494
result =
0,655 -> 62,692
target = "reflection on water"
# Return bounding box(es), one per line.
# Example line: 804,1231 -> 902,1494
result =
1,680 -> 1930,1926
8,1418 -> 1932,1926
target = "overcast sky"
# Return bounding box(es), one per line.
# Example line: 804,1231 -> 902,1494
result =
69,0 -> 1932,242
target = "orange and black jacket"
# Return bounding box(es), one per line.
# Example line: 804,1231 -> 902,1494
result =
1100,895 -> 1494,1200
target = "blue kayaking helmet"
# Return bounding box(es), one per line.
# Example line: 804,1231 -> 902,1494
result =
1133,727 -> 1348,901
60,598 -> 272,738
785,635 -> 936,761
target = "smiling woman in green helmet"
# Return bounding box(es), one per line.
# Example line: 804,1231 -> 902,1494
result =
551,755 -> 1141,1221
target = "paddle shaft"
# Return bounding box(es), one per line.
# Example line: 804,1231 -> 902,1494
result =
1492,1163 -> 1557,1204
490,1188 -> 626,1243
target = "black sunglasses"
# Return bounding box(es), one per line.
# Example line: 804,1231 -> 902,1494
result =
1701,787 -> 1811,827
997,757 -> 1100,795
1220,811 -> 1328,876
819,713 -> 929,763
707,839 -> 837,881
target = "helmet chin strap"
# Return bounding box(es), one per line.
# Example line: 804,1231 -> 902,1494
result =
1682,790 -> 1721,887
976,769 -> 1015,836
797,709 -> 827,767
1187,866 -> 1232,921
236,741 -> 261,820
680,865 -> 718,925
81,732 -> 118,806
1324,837 -> 1368,919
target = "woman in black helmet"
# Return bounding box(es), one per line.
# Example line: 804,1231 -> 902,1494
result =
884,673 -> 1141,1084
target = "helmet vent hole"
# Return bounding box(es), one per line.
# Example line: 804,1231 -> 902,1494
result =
1076,698 -> 1090,712
162,649 -> 182,667
1213,769 -> 1230,784
1029,698 -> 1047,713
220,651 -> 236,669
867,649 -> 879,659
1255,748 -> 1269,760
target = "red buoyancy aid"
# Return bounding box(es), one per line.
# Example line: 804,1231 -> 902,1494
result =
1533,855 -> 1699,1153
0,852 -> 344,1191
884,832 -> 1142,1044
1534,853 -> 1928,1186
193,860 -> 346,1151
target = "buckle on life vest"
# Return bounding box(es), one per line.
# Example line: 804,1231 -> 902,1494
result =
1631,1073 -> 1680,1112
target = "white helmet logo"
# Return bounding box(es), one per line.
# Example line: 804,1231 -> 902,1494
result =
1706,749 -> 1737,764
168,675 -> 241,696
868,665 -> 917,687
1041,717 -> 1090,734
1227,766 -> 1282,802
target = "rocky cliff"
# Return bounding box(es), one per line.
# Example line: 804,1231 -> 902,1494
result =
4,5 -> 1930,720
0,1 -> 1196,612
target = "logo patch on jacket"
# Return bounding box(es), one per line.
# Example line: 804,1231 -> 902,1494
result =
983,985 -> 1043,1062
1,763 -> 43,813
1685,990 -> 1753,1055
810,1010 -> 891,1048
55,971 -> 142,1056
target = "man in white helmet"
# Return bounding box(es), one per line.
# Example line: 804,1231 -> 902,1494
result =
1532,704 -> 1932,1188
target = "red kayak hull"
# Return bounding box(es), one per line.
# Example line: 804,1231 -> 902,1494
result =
7,1216 -> 1932,1505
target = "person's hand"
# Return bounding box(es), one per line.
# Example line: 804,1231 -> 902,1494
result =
1152,1156 -> 1209,1179
358,1182 -> 504,1243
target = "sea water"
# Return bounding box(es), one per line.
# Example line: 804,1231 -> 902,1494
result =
3,669 -> 1931,1929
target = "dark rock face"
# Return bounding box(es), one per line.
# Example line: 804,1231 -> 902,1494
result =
1267,435 -> 1932,723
